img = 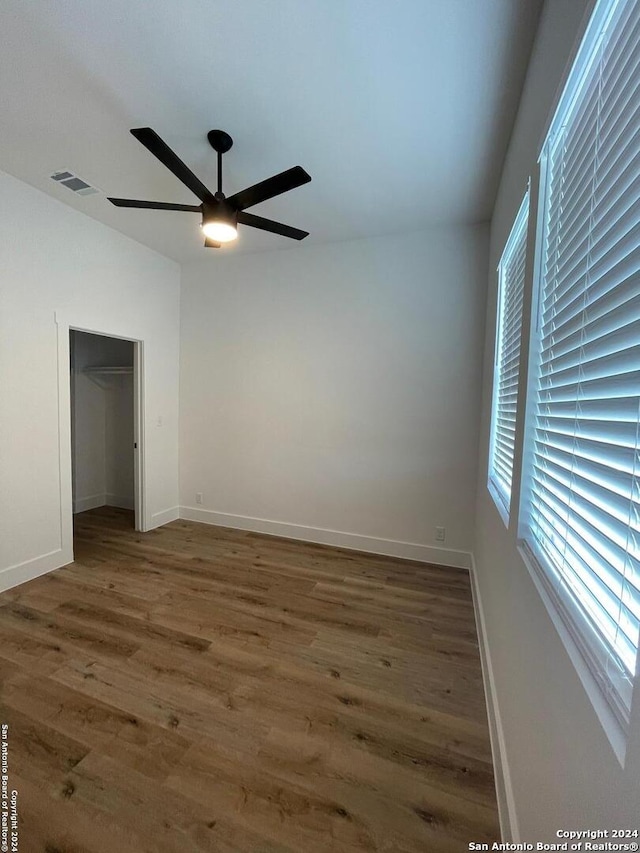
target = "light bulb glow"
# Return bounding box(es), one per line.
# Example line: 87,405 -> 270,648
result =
202,220 -> 237,242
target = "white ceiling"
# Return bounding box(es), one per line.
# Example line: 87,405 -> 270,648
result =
0,0 -> 542,262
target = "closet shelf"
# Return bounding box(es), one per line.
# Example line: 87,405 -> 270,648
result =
82,365 -> 133,388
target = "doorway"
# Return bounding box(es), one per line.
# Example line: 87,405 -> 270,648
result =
69,330 -> 142,530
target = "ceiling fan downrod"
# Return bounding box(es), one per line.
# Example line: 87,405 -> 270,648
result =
207,129 -> 234,198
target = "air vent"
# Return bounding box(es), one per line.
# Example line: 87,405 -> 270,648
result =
51,170 -> 100,196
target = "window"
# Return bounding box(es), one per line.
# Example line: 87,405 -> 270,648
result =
489,192 -> 529,520
521,0 -> 640,728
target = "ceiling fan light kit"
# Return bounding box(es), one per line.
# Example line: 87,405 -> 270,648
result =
201,219 -> 237,243
107,127 -> 311,249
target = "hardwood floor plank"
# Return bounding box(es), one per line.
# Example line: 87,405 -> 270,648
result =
129,639 -> 494,763
0,704 -> 89,791
0,506 -> 499,850
0,601 -> 140,660
3,673 -> 192,781
167,739 -> 380,853
10,773 -> 154,853
54,599 -> 212,652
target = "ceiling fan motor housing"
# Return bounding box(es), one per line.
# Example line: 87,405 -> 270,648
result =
202,198 -> 237,228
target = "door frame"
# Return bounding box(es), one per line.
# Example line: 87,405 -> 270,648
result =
132,338 -> 145,530
56,312 -> 147,564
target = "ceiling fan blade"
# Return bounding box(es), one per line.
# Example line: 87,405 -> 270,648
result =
130,127 -> 215,203
204,237 -> 221,248
108,197 -> 202,212
237,211 -> 309,240
228,166 -> 311,211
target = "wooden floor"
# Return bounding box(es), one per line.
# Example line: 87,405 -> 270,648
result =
0,507 -> 498,852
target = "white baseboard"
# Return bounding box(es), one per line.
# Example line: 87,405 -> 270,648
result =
73,493 -> 106,513
178,506 -> 471,568
150,506 -> 180,529
469,554 -> 519,841
0,547 -> 72,594
106,493 -> 135,511
74,493 -> 135,513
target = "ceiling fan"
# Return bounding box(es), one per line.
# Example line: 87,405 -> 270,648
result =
107,128 -> 311,247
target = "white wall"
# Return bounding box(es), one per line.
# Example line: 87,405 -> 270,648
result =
0,170 -> 180,591
71,331 -> 134,512
105,372 -> 135,509
180,226 -> 488,566
474,0 -> 640,837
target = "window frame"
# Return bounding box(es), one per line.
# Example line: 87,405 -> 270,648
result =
516,0 -> 640,763
488,192 -> 530,526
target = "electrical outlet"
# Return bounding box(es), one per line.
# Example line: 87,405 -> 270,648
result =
196,493 -> 203,505
435,526 -> 445,542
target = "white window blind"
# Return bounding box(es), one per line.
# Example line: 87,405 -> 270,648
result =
523,0 -> 640,724
489,193 -> 529,517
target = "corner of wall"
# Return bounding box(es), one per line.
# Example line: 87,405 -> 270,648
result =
469,553 -> 520,842
179,506 -> 473,569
